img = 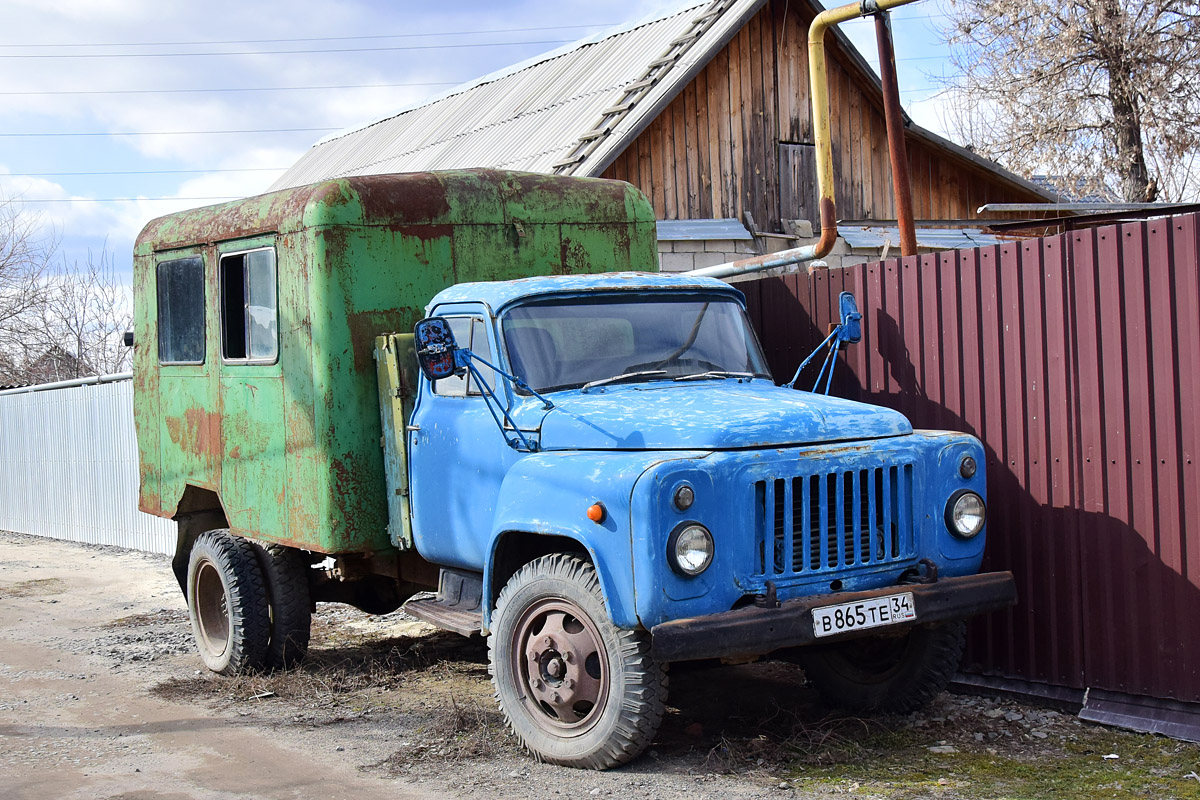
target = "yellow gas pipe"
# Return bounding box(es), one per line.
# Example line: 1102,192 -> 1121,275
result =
689,0 -> 924,280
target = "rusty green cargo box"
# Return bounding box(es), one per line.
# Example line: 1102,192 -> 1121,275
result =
133,170 -> 658,557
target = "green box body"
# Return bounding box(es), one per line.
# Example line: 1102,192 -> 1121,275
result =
133,170 -> 658,556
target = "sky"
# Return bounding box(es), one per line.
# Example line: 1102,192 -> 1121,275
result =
0,0 -> 956,285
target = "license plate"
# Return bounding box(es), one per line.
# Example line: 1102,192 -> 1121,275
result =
811,592 -> 917,638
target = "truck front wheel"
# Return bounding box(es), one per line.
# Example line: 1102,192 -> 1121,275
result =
798,620 -> 966,714
186,530 -> 271,675
490,554 -> 667,769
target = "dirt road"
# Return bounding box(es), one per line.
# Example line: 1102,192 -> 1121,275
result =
0,532 -> 812,800
0,532 -> 435,800
3,531 -> 1198,800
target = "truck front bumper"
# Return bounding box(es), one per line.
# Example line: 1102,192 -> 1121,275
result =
649,570 -> 1017,663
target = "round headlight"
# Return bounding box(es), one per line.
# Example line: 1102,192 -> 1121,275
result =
668,523 -> 713,576
959,455 -> 977,479
945,490 -> 986,538
673,484 -> 695,511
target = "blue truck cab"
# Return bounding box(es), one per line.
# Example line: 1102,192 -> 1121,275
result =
386,271 -> 1016,768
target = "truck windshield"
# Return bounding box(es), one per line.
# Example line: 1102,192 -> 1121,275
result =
501,295 -> 772,392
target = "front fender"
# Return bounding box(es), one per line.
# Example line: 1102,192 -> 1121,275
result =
484,450 -> 707,630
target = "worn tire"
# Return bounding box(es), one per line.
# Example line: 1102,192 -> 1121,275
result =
250,542 -> 312,670
186,530 -> 270,675
490,554 -> 667,769
799,620 -> 966,714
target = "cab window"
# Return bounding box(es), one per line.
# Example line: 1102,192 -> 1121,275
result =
220,248 -> 278,363
156,256 -> 205,365
433,317 -> 494,396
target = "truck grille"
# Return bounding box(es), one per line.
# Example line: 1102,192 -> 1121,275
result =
752,463 -> 915,578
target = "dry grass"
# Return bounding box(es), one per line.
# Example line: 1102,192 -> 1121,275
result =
700,702 -> 881,773
153,630 -> 479,705
373,682 -> 516,771
150,615 -> 507,765
0,577 -> 69,598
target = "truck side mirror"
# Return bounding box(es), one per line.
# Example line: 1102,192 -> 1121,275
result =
838,292 -> 862,344
413,317 -> 461,381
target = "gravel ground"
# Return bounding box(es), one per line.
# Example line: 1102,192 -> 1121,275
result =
2,530 -> 1197,800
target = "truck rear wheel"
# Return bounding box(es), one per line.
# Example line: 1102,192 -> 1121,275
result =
799,620 -> 966,714
186,530 -> 270,675
250,542 -> 312,670
490,554 -> 667,769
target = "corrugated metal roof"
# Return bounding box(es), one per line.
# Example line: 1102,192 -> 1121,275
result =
657,218 -> 753,240
271,0 -> 763,191
270,0 -> 1052,202
837,226 -> 1000,250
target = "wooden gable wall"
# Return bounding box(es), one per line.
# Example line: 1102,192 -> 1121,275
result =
600,0 -> 1041,232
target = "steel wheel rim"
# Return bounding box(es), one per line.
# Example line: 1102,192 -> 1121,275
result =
510,597 -> 609,736
194,560 -> 231,658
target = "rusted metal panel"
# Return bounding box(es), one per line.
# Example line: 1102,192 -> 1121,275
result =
133,171 -> 658,558
752,211 -> 1200,703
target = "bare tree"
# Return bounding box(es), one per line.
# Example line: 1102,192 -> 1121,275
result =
0,196 -> 56,368
24,247 -> 133,383
939,0 -> 1200,202
0,197 -> 132,386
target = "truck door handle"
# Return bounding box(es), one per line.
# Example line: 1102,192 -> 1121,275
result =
406,424 -> 421,432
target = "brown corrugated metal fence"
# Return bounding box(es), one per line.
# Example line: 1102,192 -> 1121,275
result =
744,211 -> 1200,703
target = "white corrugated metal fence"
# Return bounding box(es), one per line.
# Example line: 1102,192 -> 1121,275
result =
0,376 -> 174,554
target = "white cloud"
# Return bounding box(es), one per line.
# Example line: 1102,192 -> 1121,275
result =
0,0 -> 804,272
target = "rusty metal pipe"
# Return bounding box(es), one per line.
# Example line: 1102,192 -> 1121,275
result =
875,11 -> 918,256
809,0 -> 924,256
689,0 -> 924,280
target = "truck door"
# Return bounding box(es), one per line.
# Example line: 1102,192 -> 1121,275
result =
408,312 -> 515,570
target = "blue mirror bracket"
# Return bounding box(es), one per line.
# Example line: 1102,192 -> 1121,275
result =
456,350 -> 554,453
415,316 -> 553,452
785,291 -> 863,395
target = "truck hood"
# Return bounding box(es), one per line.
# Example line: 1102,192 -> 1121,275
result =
531,379 -> 911,450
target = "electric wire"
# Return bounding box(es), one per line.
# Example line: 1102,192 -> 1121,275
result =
0,40 -> 572,59
0,24 -> 613,49
0,128 -> 338,137
7,168 -> 285,177
0,82 -> 461,97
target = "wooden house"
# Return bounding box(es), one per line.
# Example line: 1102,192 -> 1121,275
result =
273,0 -> 1051,264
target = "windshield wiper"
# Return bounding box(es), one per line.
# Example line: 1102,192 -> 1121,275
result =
673,371 -> 757,382
581,369 -> 668,393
